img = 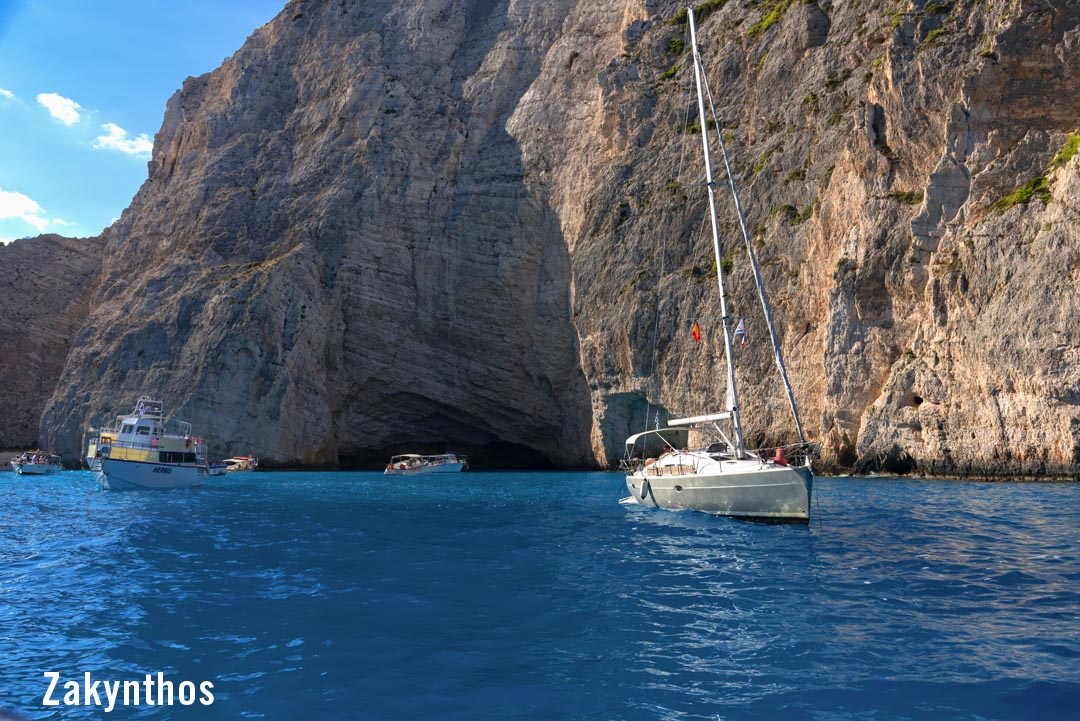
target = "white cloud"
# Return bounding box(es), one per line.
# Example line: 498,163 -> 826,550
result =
0,88 -> 14,100
37,92 -> 82,125
93,122 -> 152,157
0,189 -> 50,232
51,217 -> 75,227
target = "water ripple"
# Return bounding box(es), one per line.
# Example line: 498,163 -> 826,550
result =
0,471 -> 1077,719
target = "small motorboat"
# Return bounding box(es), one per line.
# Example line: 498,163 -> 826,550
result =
222,456 -> 258,472
384,453 -> 467,475
10,451 -> 62,475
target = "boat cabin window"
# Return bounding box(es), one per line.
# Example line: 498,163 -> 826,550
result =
136,425 -> 151,436
706,442 -> 733,460
121,424 -> 134,435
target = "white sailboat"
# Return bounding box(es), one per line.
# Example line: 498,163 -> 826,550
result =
623,7 -> 816,523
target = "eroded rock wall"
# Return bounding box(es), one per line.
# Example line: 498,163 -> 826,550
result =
559,0 -> 1080,476
0,234 -> 104,450
16,0 -> 1080,476
40,0 -> 598,468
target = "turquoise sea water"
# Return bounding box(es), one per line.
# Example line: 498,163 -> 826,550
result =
1,470 -> 1078,720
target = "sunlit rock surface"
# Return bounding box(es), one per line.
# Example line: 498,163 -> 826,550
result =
10,0 -> 1080,476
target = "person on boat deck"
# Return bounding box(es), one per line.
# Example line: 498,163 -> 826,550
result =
151,436 -> 159,449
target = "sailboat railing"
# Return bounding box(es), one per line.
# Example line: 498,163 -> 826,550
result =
748,443 -> 821,469
622,442 -> 819,475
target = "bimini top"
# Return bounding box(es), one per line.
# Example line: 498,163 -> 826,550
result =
624,425 -> 725,449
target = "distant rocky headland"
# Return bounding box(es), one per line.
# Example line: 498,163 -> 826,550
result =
2,0 -> 1079,477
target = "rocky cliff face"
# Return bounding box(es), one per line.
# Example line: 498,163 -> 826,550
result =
0,234 -> 104,451
40,0 -> 597,468
559,0 -> 1080,477
16,0 -> 1080,475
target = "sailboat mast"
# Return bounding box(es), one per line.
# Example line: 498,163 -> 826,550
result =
695,33 -> 809,446
688,7 -> 745,458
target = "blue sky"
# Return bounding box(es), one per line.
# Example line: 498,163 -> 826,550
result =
0,0 -> 285,244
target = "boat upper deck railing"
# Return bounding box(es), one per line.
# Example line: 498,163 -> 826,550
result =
99,415 -> 194,437
12,453 -> 61,464
757,442 -> 820,469
131,396 -> 164,417
102,437 -> 206,453
426,454 -> 465,463
92,398 -> 193,437
622,442 -> 819,473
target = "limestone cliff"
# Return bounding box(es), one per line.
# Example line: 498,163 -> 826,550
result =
13,0 -> 1080,476
40,0 -> 597,468
560,0 -> 1080,477
0,234 -> 104,450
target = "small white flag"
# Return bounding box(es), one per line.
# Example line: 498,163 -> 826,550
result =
654,411 -> 660,430
734,318 -> 747,345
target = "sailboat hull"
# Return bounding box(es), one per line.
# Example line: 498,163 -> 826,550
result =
626,463 -> 813,523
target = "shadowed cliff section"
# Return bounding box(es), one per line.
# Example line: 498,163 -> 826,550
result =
0,234 -> 104,450
38,0 -> 594,469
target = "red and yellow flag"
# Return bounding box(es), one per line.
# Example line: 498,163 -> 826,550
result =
692,321 -> 701,343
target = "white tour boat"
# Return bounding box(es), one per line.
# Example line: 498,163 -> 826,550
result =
384,453 -> 467,475
623,7 -> 816,523
10,451 -> 62,475
86,396 -> 209,490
